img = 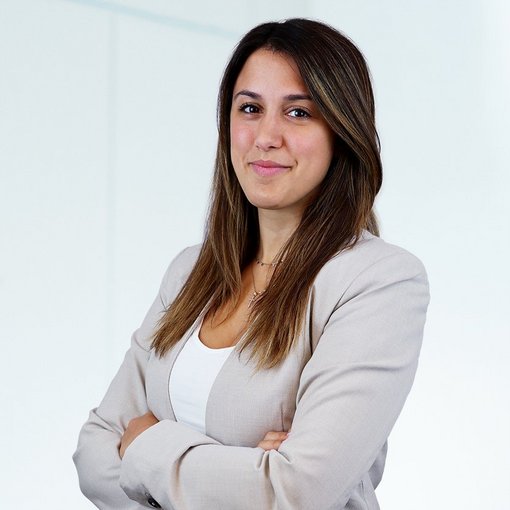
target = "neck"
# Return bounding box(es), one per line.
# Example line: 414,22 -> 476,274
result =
256,208 -> 302,263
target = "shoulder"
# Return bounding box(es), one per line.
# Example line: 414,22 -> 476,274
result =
166,244 -> 202,276
307,231 -> 430,349
313,231 -> 429,309
159,244 -> 202,305
319,231 -> 426,282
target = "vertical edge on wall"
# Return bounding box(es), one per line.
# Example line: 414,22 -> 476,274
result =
106,11 -> 117,362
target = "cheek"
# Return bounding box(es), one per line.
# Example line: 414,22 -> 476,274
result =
297,133 -> 334,170
317,129 -> 335,166
230,122 -> 254,158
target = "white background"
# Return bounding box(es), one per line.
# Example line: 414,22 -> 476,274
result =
1,0 -> 508,507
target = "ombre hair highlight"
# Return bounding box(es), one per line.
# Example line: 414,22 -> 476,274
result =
152,19 -> 382,369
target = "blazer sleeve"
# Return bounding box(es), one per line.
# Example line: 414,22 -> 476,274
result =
73,248 -> 191,509
118,251 -> 430,510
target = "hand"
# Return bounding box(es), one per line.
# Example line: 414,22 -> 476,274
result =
119,412 -> 159,459
257,430 -> 289,451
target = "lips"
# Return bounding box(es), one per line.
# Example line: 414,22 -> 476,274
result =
250,160 -> 290,177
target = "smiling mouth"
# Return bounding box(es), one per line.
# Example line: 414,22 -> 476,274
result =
250,160 -> 290,177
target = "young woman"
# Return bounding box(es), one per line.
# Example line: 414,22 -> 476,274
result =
74,18 -> 429,510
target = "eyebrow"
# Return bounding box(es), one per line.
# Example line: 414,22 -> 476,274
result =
233,89 -> 312,101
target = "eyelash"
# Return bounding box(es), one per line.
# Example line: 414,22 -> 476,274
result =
239,103 -> 260,114
288,108 -> 311,119
238,103 -> 311,119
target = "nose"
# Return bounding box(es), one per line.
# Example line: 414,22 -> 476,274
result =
255,113 -> 283,151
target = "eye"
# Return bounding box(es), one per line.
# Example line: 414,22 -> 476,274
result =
288,108 -> 311,119
239,103 -> 260,114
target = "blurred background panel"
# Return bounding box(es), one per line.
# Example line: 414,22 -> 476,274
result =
0,0 -> 508,508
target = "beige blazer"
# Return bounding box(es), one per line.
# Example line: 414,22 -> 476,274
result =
73,231 -> 429,510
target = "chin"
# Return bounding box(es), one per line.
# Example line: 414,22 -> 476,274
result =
245,196 -> 283,210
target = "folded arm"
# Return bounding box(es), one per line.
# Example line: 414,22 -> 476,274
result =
119,251 -> 429,509
73,248 -> 194,509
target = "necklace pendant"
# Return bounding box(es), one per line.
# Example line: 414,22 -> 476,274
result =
248,290 -> 264,308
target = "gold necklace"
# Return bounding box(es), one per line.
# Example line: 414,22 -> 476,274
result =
248,264 -> 265,309
248,257 -> 283,309
255,257 -> 284,268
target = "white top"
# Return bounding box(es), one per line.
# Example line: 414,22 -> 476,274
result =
169,323 -> 235,434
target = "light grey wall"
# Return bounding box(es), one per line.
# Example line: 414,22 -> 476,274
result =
1,0 -> 508,508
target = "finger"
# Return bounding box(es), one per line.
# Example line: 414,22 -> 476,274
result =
257,439 -> 284,451
257,440 -> 280,451
263,431 -> 289,441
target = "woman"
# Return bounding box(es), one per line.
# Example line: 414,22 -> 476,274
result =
74,18 -> 429,509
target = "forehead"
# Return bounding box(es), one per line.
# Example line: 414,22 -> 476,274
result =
233,49 -> 308,96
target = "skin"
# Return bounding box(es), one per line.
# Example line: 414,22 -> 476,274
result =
120,49 -> 335,457
230,48 -> 335,262
119,412 -> 159,459
199,48 -> 335,347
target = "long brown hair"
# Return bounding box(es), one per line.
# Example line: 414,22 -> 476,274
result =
152,19 -> 382,368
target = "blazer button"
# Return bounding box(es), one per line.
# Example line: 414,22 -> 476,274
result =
145,493 -> 161,508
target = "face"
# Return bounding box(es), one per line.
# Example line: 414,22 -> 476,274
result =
230,49 -> 335,217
